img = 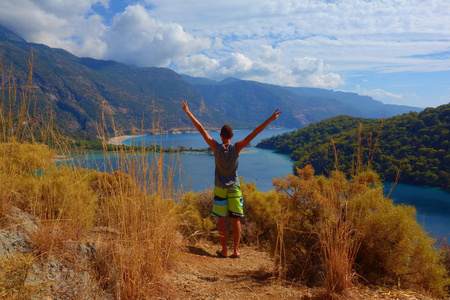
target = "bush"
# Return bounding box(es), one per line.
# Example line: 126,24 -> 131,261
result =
86,149 -> 182,298
241,182 -> 280,246
35,166 -> 98,236
176,190 -> 215,236
88,170 -> 139,227
271,165 -> 449,296
357,200 -> 445,291
0,142 -> 54,175
0,142 -> 55,224
439,236 -> 450,295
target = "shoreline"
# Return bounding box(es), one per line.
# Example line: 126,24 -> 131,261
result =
107,135 -> 142,145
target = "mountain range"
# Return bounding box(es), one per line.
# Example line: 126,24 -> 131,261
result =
0,25 -> 422,139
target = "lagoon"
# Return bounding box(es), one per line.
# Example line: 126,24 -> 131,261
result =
81,129 -> 450,238
125,128 -> 295,192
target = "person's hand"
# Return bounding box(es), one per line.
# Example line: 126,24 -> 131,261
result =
181,100 -> 190,114
269,108 -> 282,122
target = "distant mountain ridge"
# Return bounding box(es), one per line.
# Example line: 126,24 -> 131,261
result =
0,25 -> 422,139
284,86 -> 421,118
183,75 -> 422,124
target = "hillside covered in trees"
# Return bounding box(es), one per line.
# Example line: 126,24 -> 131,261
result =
257,103 -> 450,188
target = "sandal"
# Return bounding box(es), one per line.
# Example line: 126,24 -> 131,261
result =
216,250 -> 227,258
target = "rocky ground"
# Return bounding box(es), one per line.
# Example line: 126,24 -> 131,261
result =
165,240 -> 442,300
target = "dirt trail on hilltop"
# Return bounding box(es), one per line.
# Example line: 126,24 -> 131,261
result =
165,242 -> 304,300
164,242 -> 437,300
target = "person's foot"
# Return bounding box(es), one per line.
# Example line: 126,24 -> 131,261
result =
230,250 -> 241,258
216,250 -> 227,258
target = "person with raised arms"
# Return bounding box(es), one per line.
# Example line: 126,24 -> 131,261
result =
181,100 -> 282,258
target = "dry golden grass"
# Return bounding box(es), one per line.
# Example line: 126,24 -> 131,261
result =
0,53 -> 182,299
0,253 -> 51,299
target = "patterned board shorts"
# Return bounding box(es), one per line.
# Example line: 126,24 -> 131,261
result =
212,186 -> 244,218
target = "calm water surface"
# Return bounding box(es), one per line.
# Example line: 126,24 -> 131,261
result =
125,128 -> 295,192
80,129 -> 450,238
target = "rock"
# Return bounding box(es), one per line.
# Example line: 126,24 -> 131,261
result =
25,258 -> 100,300
0,207 -> 37,259
0,230 -> 33,259
0,207 -> 108,299
7,206 -> 38,235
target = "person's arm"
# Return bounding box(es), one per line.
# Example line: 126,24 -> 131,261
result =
181,100 -> 217,153
235,108 -> 282,154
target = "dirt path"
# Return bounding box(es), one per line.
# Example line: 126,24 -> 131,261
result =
165,241 -> 438,300
166,242 -> 304,300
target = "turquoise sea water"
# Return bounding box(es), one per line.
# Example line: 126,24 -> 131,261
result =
77,129 -> 450,238
125,128 -> 295,192
385,183 -> 450,238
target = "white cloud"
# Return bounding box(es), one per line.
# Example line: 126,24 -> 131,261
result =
175,54 -> 220,78
260,45 -> 282,63
1,0 -> 449,100
0,0 -> 108,57
145,0 -> 450,70
218,53 -> 253,75
103,5 -> 210,67
354,85 -> 420,105
175,50 -> 344,88
29,0 -> 109,18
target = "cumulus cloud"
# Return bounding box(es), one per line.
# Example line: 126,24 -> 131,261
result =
175,50 -> 344,88
146,0 -> 450,72
103,5 -> 210,67
30,0 -> 108,18
0,1 -> 210,67
260,45 -> 282,63
175,54 -> 220,78
0,0 -> 108,57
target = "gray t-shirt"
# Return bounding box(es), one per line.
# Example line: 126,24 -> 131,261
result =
214,143 -> 239,188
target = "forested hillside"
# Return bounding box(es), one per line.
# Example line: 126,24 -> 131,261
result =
258,103 -> 450,188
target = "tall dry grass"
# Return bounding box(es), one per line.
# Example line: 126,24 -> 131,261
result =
0,53 -> 182,299
91,116 -> 182,298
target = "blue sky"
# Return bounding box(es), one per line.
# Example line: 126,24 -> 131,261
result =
1,0 -> 449,108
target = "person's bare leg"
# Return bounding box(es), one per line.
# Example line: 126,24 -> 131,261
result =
231,218 -> 241,257
218,217 -> 227,256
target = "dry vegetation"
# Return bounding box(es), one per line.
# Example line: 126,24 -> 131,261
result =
179,134 -> 450,298
0,56 -> 449,299
0,57 -> 182,299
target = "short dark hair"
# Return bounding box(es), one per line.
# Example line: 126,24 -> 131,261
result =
220,124 -> 233,139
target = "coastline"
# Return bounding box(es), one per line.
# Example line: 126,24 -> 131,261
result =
107,135 -> 142,145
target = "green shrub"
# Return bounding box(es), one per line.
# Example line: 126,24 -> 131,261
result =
241,182 -> 280,246
357,197 -> 449,296
271,165 -> 449,296
177,190 -> 215,236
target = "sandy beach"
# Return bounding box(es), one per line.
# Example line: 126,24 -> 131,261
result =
107,135 -> 142,145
